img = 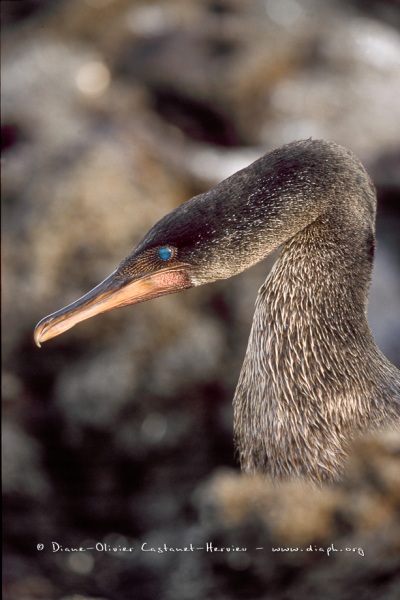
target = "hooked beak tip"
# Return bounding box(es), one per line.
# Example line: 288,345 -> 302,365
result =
34,318 -> 49,347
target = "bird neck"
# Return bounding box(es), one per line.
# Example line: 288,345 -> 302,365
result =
233,214 -> 382,482
267,217 -> 373,334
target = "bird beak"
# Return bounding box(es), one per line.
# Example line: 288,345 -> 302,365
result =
34,265 -> 192,347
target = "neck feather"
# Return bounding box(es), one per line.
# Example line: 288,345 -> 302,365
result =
233,217 -> 398,483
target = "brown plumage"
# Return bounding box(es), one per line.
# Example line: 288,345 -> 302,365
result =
34,139 -> 400,483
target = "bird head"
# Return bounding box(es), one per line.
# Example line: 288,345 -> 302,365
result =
32,180 -> 249,346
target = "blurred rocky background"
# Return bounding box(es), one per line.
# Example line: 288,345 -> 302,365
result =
2,0 -> 400,599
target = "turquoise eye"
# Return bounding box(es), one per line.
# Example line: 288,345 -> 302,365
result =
157,246 -> 173,261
